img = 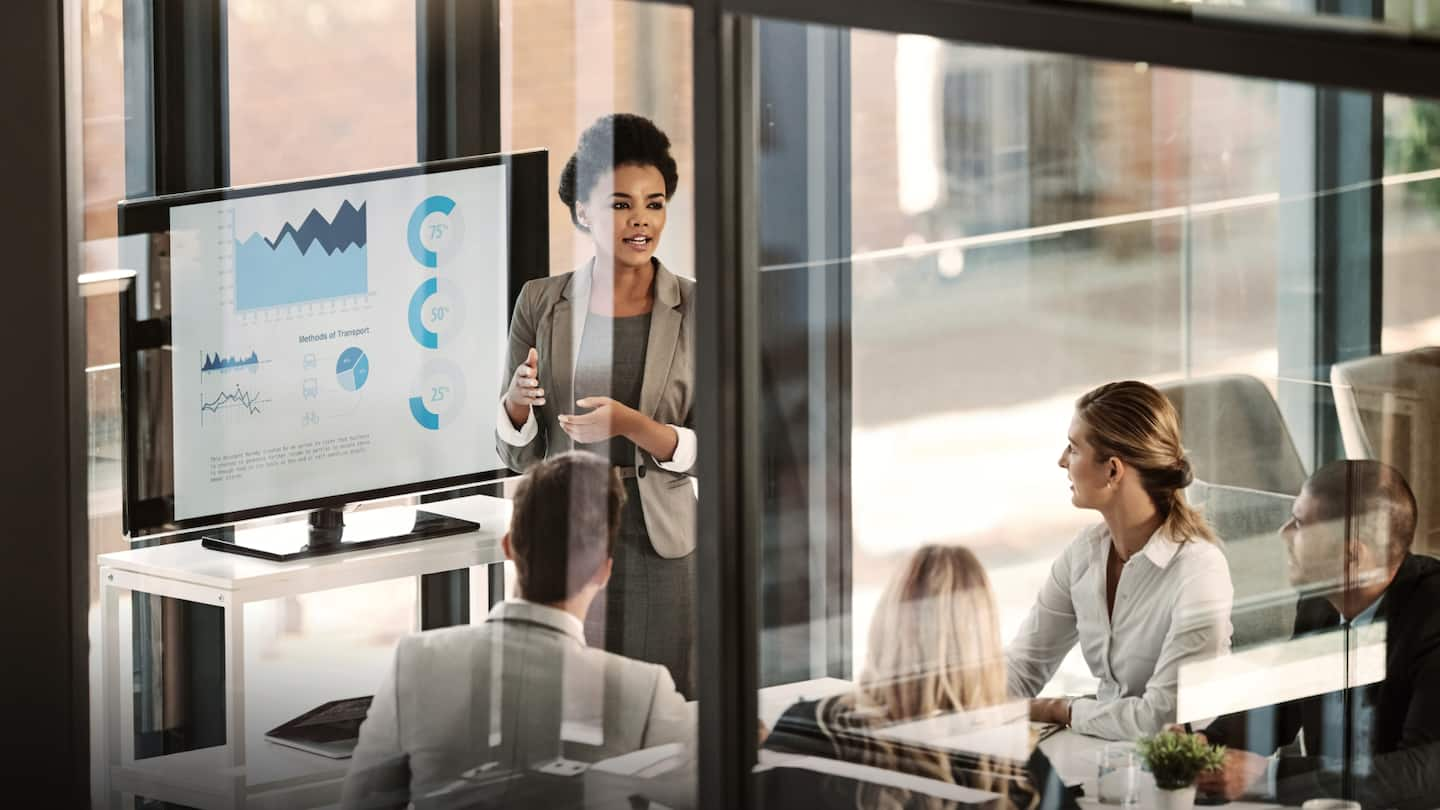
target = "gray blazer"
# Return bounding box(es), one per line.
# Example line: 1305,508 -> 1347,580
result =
340,600 -> 694,809
495,259 -> 697,558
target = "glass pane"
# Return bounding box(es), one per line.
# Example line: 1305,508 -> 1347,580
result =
1384,95 -> 1440,353
80,4 -> 130,804
78,3 -> 545,808
228,0 -> 418,184
749,18 -> 1440,810
84,0 -> 700,804
222,0 -> 423,775
355,3 -> 703,809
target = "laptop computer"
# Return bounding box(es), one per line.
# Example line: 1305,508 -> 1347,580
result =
264,695 -> 374,758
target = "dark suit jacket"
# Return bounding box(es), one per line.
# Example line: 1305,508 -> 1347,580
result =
1204,553 -> 1440,809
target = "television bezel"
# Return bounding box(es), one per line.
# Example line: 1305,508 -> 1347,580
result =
117,149 -> 548,537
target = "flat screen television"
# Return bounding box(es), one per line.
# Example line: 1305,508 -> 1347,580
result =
118,150 -> 547,559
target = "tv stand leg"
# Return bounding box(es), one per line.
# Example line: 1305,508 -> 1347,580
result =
101,574 -> 122,810
222,596 -> 246,770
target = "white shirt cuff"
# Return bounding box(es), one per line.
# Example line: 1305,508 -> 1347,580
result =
654,426 -> 696,473
496,398 -> 538,447
1261,755 -> 1278,799
1066,696 -> 1096,731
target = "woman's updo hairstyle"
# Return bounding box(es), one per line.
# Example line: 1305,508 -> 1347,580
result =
558,113 -> 679,233
1075,381 -> 1217,543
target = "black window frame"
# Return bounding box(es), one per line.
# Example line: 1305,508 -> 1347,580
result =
1,2 -> 88,803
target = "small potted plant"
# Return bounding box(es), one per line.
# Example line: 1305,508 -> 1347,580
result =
1136,730 -> 1227,810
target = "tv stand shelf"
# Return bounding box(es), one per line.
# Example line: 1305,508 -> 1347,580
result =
98,493 -> 512,810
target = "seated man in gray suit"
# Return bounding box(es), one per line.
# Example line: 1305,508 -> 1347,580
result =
340,451 -> 694,809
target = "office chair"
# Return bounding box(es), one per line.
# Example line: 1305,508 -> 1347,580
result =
1331,347 -> 1440,557
1158,374 -> 1308,496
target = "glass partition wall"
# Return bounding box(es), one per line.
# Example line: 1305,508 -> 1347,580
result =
60,0 -> 1440,807
695,5 -> 1440,810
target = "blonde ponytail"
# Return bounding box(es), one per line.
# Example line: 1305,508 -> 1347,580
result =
1076,381 -> 1218,544
1163,463 -> 1216,543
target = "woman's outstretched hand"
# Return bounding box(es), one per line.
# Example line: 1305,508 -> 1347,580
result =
504,347 -> 544,428
558,396 -> 636,444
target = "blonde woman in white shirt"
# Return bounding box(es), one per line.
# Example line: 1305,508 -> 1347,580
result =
1006,380 -> 1233,741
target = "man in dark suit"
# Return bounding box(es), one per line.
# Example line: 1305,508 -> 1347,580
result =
1196,460 -> 1440,808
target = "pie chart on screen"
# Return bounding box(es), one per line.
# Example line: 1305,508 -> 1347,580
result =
336,347 -> 370,392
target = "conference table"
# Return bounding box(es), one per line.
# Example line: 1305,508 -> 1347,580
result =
414,676 -> 1291,809
753,678 -> 1286,809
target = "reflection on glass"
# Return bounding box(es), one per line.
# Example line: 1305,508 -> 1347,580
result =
751,16 -> 1440,810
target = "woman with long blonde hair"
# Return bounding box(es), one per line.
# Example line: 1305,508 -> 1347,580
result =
1007,380 -> 1234,741
766,545 -> 1074,810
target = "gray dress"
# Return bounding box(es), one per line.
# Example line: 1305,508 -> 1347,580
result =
573,312 -> 696,698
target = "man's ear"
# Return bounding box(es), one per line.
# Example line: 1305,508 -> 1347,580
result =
1350,537 -> 1385,571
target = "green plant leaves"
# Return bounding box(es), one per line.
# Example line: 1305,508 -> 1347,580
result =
1136,730 -> 1227,791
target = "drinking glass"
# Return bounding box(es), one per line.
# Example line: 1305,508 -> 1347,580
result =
1097,741 -> 1139,806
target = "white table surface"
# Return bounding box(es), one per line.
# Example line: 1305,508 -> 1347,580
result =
757,677 -> 854,729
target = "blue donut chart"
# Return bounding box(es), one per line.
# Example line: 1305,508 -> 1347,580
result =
408,277 -> 440,349
408,358 -> 467,431
407,195 -> 457,268
408,396 -> 440,430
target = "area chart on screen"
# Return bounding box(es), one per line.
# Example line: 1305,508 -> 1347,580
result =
233,201 -> 369,311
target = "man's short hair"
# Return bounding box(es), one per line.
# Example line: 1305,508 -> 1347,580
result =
508,451 -> 626,603
1303,459 -> 1418,562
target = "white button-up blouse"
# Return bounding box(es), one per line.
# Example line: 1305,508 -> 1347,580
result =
1005,523 -> 1234,741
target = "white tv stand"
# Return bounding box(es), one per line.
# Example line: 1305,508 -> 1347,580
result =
98,493 -> 511,810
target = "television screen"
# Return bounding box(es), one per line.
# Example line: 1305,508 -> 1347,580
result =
119,151 -> 547,535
